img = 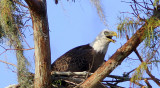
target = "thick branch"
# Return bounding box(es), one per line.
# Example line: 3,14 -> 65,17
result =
25,0 -> 51,88
80,17 -> 160,88
25,0 -> 43,15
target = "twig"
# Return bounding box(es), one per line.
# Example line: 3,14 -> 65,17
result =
132,0 -> 153,10
107,75 -> 129,80
144,79 -> 152,88
123,68 -> 137,77
106,83 -> 125,88
126,34 -> 160,86
149,0 -> 153,5
51,71 -> 92,76
51,71 -> 154,87
134,49 -> 143,62
146,67 -> 160,86
53,76 -> 84,83
105,75 -> 152,82
0,50 -> 7,56
0,45 -> 6,50
0,60 -> 17,67
133,81 -> 145,87
16,26 -> 31,48
64,80 -> 79,86
12,0 -> 28,8
0,47 -> 34,56
5,84 -> 20,88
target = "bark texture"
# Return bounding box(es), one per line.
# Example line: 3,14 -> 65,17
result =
25,0 -> 51,88
80,17 -> 160,88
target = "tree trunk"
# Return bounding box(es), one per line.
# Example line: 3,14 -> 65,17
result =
25,0 -> 51,88
80,17 -> 160,88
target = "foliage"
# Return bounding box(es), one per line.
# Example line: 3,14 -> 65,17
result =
130,62 -> 147,84
117,0 -> 160,86
153,0 -> 159,7
90,0 -> 107,26
52,80 -> 63,88
0,0 -> 16,40
117,17 -> 143,38
0,24 -> 4,39
0,0 -> 32,88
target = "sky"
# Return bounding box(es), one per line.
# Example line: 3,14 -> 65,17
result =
0,0 -> 159,88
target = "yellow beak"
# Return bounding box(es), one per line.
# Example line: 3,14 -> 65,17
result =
108,32 -> 117,43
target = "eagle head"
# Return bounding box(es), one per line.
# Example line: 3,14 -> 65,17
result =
102,29 -> 117,43
90,29 -> 117,53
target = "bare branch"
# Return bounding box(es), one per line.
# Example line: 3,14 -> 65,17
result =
16,26 -> 31,48
126,34 -> 160,86
105,83 -> 124,88
51,71 -> 92,76
0,47 -> 34,56
144,79 -> 152,88
0,50 -> 7,56
53,76 -> 84,84
12,0 -> 28,8
123,68 -> 137,77
133,81 -> 145,87
132,0 -> 153,10
5,84 -> 20,88
146,68 -> 160,86
0,60 -> 17,67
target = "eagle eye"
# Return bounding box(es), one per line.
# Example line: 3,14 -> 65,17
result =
104,31 -> 109,35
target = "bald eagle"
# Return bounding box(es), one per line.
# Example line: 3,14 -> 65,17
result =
51,29 -> 117,73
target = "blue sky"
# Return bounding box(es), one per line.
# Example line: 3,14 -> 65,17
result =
0,0 -> 159,88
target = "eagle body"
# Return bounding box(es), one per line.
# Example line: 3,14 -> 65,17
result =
51,44 -> 105,72
51,29 -> 117,73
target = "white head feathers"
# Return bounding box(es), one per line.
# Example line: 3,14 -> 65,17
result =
89,29 -> 117,54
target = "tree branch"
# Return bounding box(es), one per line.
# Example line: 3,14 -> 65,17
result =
0,60 -> 17,67
16,26 -> 31,48
133,45 -> 160,86
105,83 -> 124,88
126,33 -> 160,86
0,45 -> 34,56
51,71 -> 92,76
80,16 -> 160,88
51,71 -> 152,84
144,79 -> 152,88
132,81 -> 145,87
12,0 -> 28,8
126,26 -> 160,87
25,0 -> 41,8
24,0 -> 43,15
26,0 -> 51,87
146,68 -> 160,86
105,74 -> 152,86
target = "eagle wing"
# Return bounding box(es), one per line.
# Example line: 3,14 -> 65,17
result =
51,44 -> 94,72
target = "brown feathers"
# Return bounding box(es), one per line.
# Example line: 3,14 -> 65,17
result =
51,44 -> 105,73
